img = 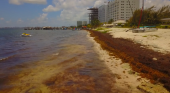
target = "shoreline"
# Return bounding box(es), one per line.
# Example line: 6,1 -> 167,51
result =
86,29 -> 170,93
87,32 -> 145,93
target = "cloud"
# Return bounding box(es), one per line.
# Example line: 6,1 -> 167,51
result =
58,7 -> 89,23
29,13 -> 48,26
144,0 -> 170,9
0,18 -> 4,20
37,13 -> 48,23
9,0 -> 21,5
42,0 -> 108,26
17,19 -> 23,23
43,0 -> 100,12
9,0 -> 47,5
6,21 -> 10,24
43,5 -> 60,12
93,0 -> 107,7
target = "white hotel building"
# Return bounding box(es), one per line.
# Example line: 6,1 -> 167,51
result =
98,0 -> 140,23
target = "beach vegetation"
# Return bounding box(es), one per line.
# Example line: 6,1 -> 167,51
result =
102,30 -> 112,33
143,36 -> 147,37
108,19 -> 114,24
143,35 -> 159,38
87,24 -> 92,28
128,5 -> 170,27
91,18 -> 101,28
102,31 -> 109,33
151,35 -> 159,37
96,27 -> 105,31
94,27 -> 111,33
156,25 -> 170,29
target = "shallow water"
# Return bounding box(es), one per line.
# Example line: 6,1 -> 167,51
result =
0,29 -> 118,93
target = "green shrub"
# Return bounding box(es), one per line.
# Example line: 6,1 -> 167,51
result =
96,27 -> 104,31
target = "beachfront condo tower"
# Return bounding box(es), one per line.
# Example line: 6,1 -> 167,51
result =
98,0 -> 140,23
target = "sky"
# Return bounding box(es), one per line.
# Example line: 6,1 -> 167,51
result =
0,0 -> 170,27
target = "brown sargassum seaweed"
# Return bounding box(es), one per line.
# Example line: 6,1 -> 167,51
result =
87,30 -> 170,91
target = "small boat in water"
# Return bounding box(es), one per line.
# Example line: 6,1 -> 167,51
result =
21,33 -> 32,37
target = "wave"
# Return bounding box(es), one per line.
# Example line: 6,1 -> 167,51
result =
0,47 -> 30,56
0,55 -> 15,62
53,53 -> 59,56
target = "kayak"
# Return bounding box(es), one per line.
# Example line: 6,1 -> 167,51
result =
21,33 -> 32,37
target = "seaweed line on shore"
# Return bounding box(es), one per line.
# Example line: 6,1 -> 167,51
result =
87,29 -> 170,92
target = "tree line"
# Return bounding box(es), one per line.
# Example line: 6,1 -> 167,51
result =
127,5 -> 170,26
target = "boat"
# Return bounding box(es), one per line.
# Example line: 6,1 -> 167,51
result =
141,26 -> 158,32
132,26 -> 158,33
21,33 -> 32,37
131,0 -> 158,33
132,28 -> 145,33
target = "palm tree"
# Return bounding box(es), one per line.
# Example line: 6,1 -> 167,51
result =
108,19 -> 114,24
91,19 -> 100,28
128,5 -> 170,26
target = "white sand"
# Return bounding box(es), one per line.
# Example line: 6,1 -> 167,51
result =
108,28 -> 170,54
87,30 -> 170,93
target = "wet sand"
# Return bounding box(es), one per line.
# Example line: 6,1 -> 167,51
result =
87,29 -> 170,92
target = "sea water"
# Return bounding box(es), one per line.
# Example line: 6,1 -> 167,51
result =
0,28 -> 116,93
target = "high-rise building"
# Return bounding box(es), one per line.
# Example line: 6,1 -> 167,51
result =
87,8 -> 98,24
77,21 -> 82,27
98,0 -> 140,22
82,21 -> 87,26
98,5 -> 108,23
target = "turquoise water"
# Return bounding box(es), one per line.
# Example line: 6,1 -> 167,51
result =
0,28 -> 117,93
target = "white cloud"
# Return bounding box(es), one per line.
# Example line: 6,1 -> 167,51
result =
0,18 -> 4,20
144,0 -> 170,9
17,19 -> 23,23
37,13 -> 48,23
6,21 -> 10,24
9,0 -> 47,5
58,7 -> 89,23
43,0 -> 101,12
9,0 -> 21,5
42,0 -> 108,26
94,0 -> 107,7
29,13 -> 48,26
43,5 -> 60,12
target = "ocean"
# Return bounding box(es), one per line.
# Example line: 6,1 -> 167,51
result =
0,28 -> 116,93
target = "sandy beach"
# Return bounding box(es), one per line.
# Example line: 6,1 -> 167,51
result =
88,34 -> 144,93
109,28 -> 170,54
87,28 -> 170,93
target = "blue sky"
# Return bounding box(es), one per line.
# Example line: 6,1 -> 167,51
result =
0,0 -> 63,27
0,0 -> 169,27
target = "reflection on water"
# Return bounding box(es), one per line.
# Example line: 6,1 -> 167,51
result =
0,29 -> 121,93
